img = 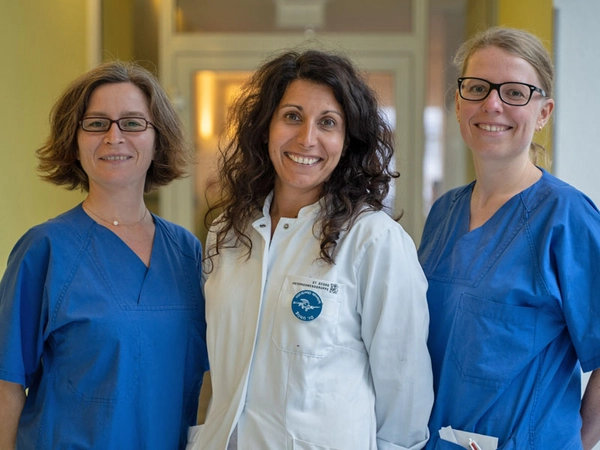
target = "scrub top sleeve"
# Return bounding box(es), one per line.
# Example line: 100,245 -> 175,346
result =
0,230 -> 51,387
359,224 -> 433,450
552,198 -> 600,372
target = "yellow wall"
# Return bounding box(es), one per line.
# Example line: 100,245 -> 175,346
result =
497,0 -> 553,47
499,0 -> 554,168
465,0 -> 553,46
103,0 -> 134,61
0,1 -> 88,274
464,0 -> 554,179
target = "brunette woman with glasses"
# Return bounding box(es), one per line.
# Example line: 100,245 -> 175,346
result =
0,61 -> 208,449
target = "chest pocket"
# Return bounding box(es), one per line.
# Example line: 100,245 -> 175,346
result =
271,275 -> 342,358
449,293 -> 538,388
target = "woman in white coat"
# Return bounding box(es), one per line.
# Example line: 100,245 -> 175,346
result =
188,49 -> 433,450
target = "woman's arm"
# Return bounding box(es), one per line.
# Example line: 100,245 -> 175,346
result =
360,223 -> 433,449
581,369 -> 600,450
0,380 -> 25,450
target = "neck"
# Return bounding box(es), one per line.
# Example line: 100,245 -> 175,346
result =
472,159 -> 540,205
468,160 -> 541,231
271,185 -> 320,220
83,197 -> 149,227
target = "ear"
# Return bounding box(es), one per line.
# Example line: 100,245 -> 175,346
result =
537,98 -> 555,129
455,89 -> 461,123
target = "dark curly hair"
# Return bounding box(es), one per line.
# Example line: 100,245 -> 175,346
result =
37,60 -> 194,193
205,49 -> 398,267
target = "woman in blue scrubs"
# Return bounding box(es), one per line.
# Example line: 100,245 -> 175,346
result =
418,27 -> 600,449
0,61 -> 208,449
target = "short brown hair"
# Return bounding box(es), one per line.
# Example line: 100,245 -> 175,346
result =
37,60 -> 194,192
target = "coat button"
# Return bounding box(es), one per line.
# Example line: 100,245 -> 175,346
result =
283,223 -> 290,229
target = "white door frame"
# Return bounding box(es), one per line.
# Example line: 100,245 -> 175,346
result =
158,0 -> 428,242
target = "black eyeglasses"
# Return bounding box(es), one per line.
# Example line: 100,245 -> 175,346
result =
80,117 -> 155,132
458,77 -> 547,106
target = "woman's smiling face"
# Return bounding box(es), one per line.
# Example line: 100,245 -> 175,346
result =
268,79 -> 346,204
77,82 -> 156,194
456,46 -> 554,163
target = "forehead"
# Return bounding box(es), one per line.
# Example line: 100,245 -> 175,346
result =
86,82 -> 150,113
280,79 -> 341,109
465,46 -> 541,86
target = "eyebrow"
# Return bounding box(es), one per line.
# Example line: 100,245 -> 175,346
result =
83,111 -> 149,117
279,103 -> 344,118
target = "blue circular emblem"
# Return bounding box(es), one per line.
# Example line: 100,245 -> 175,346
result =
291,290 -> 323,321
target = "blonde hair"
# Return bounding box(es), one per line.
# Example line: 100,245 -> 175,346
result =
454,26 -> 554,165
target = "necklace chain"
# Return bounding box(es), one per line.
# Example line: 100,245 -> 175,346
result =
83,203 -> 148,227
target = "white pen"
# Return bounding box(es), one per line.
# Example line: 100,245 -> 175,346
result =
469,438 -> 483,450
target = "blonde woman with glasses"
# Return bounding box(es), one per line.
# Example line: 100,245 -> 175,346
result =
418,26 -> 600,450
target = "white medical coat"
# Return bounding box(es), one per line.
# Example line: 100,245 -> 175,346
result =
189,195 -> 433,449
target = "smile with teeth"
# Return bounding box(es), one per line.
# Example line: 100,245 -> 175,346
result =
286,152 -> 321,165
478,123 -> 510,132
101,155 -> 131,161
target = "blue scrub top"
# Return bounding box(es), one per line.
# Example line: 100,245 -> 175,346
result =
0,204 -> 208,449
418,170 -> 600,450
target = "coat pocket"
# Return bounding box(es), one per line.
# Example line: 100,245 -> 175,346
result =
271,275 -> 342,358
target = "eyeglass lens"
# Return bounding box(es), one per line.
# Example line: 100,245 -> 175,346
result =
460,78 -> 533,106
81,117 -> 150,132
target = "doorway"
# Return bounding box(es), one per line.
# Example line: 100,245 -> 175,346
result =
158,0 -> 429,243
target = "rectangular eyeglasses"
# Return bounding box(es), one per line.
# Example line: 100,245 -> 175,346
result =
80,117 -> 155,132
458,77 -> 546,106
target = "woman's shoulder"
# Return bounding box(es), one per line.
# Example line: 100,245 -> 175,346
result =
431,182 -> 474,211
19,204 -> 90,242
6,205 -> 92,266
529,169 -> 600,216
153,214 -> 202,253
345,209 -> 414,245
422,182 -> 473,230
351,208 -> 397,227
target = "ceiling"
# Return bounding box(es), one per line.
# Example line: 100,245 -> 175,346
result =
176,0 -> 415,33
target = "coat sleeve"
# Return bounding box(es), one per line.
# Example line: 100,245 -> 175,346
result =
358,223 -> 434,450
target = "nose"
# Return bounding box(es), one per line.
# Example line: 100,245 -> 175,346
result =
297,122 -> 317,148
104,121 -> 124,144
482,87 -> 503,113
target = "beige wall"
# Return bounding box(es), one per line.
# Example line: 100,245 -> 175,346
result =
0,1 -> 89,274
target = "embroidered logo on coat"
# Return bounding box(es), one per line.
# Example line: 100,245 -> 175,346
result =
291,290 -> 323,321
